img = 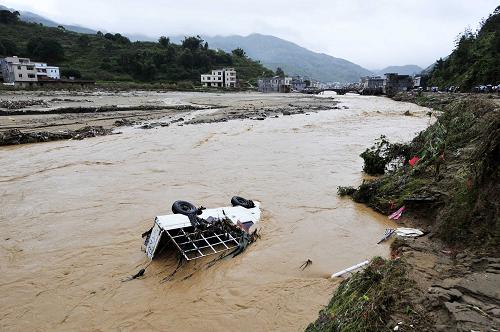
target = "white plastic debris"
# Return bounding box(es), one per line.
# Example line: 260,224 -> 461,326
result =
395,227 -> 424,237
331,260 -> 369,278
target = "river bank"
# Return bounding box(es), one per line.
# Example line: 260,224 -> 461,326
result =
0,90 -> 341,146
308,92 -> 499,331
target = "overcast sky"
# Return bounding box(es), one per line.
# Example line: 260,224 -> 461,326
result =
3,0 -> 498,69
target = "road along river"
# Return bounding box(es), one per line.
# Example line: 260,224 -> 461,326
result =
0,93 -> 432,331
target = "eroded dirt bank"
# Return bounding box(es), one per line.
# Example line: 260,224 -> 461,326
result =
0,93 -> 431,331
0,90 -> 342,145
308,93 -> 499,332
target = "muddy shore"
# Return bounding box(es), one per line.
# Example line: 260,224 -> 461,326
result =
0,90 -> 341,146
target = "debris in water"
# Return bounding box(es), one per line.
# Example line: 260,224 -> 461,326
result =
300,259 -> 313,270
331,260 -> 370,278
121,268 -> 146,282
143,197 -> 261,263
394,228 -> 424,237
377,228 -> 396,244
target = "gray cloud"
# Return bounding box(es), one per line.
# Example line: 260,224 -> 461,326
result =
3,0 -> 498,68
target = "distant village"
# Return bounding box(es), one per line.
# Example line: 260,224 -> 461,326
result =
200,67 -> 432,95
0,56 -> 494,94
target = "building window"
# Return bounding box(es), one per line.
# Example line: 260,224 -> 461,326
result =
18,66 -> 21,70
19,74 -> 23,78
28,74 -> 35,78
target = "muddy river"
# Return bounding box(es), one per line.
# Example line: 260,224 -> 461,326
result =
0,93 -> 432,331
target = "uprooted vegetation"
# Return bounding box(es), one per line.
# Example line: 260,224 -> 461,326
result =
358,135 -> 414,175
306,257 -> 429,332
345,97 -> 499,249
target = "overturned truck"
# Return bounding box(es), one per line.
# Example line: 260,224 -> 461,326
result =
143,196 -> 261,261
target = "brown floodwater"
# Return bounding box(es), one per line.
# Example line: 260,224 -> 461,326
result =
0,93 -> 432,331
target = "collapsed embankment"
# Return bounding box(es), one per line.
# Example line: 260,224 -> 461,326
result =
308,93 -> 499,331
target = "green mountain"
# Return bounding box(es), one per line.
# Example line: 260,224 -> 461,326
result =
197,34 -> 373,83
0,10 -> 273,84
429,5 -> 500,89
374,65 -> 423,76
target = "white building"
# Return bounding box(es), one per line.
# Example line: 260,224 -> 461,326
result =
0,56 -> 60,86
0,56 -> 37,86
34,62 -> 60,80
257,76 -> 292,93
201,68 -> 237,88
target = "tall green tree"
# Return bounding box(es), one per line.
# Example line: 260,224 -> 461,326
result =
182,36 -> 203,51
158,36 -> 170,48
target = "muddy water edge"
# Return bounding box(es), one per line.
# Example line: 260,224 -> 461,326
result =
0,93 -> 432,331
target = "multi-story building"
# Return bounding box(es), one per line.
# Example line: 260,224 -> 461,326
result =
34,62 -> 60,80
291,76 -> 306,92
360,76 -> 385,95
201,68 -> 237,88
258,76 -> 292,93
383,73 -> 413,95
0,56 -> 61,86
361,76 -> 385,89
0,56 -> 38,86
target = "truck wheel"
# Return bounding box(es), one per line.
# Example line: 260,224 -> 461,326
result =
172,200 -> 197,215
231,196 -> 255,208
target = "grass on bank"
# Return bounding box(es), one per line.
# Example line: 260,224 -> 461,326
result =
306,257 -> 419,332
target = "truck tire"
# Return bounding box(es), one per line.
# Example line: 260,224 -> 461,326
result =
231,196 -> 255,208
172,200 -> 197,215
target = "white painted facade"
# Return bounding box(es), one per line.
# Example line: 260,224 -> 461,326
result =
201,68 -> 237,88
0,56 -> 60,85
34,62 -> 60,80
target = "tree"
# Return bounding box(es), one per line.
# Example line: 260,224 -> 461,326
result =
61,69 -> 82,79
275,67 -> 285,77
182,36 -> 203,51
26,38 -> 65,62
77,35 -> 91,48
0,42 -> 5,56
96,31 -> 103,37
158,36 -> 170,48
114,33 -> 130,44
0,10 -> 20,24
232,48 -> 246,57
179,49 -> 194,68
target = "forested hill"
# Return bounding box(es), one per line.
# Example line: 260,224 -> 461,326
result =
0,10 -> 273,85
429,5 -> 500,90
